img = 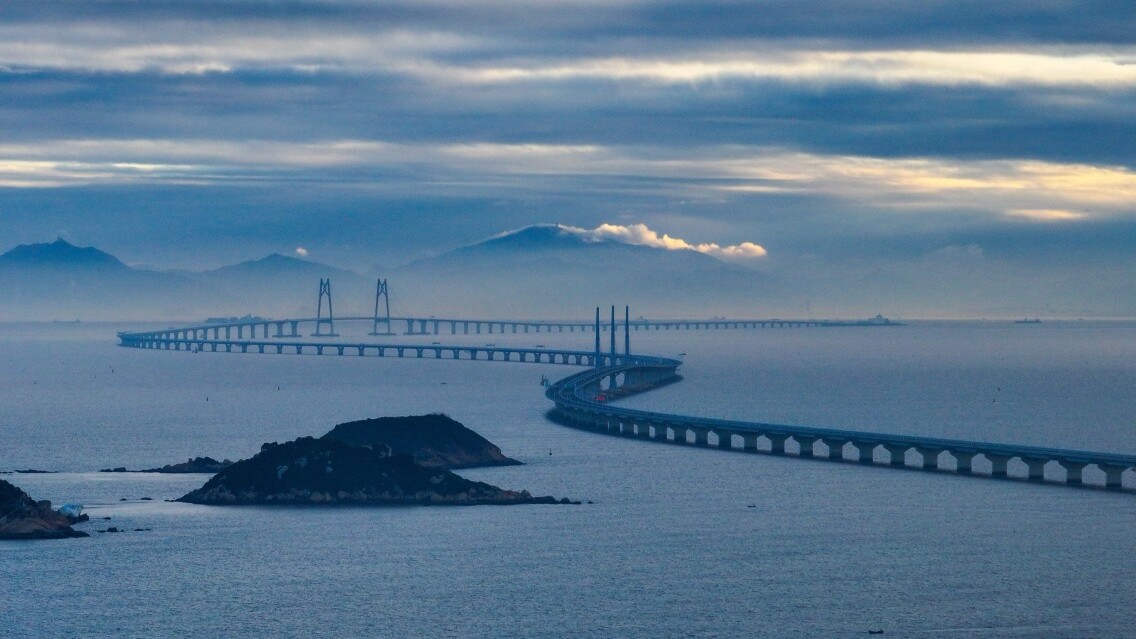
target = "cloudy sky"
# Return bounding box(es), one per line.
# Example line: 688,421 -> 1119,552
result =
1,1 -> 1134,315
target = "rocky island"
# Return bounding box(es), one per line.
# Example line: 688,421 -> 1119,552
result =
100,456 -> 234,474
178,436 -> 560,506
320,414 -> 521,469
0,479 -> 88,540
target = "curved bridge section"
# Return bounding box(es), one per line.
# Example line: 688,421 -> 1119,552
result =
546,360 -> 1136,491
119,318 -> 1133,491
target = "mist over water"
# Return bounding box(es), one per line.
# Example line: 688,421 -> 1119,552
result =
3,321 -> 1134,638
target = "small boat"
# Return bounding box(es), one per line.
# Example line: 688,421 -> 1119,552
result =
1014,318 -> 1041,324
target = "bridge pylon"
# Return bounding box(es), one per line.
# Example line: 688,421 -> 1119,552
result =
312,278 -> 339,337
594,307 -> 601,367
625,305 -> 630,355
609,306 -> 616,357
369,278 -> 394,336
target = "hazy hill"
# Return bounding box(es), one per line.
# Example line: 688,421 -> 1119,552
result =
394,224 -> 774,317
0,239 -> 212,321
0,228 -> 785,321
189,253 -> 373,317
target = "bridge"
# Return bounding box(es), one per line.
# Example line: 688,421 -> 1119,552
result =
117,314 -> 1134,492
115,281 -> 1131,491
137,314 -> 897,343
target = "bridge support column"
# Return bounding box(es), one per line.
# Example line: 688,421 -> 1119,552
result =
883,444 -> 908,466
916,447 -> 942,470
717,431 -> 734,450
822,439 -> 847,460
986,454 -> 1012,478
1059,461 -> 1088,485
741,434 -> 758,452
1098,464 -> 1127,489
671,427 -> 688,444
794,436 -> 817,458
1023,457 -> 1048,482
952,451 -> 976,474
767,434 -> 788,455
853,442 -> 877,463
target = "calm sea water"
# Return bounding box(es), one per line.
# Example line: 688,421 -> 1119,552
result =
2,320 -> 1134,638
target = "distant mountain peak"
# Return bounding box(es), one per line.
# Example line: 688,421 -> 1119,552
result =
0,238 -> 129,270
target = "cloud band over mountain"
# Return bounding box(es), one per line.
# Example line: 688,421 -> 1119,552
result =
560,223 -> 767,261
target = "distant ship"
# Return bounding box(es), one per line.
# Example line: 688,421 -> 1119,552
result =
1014,318 -> 1042,324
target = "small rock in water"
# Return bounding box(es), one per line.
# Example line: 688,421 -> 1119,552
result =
139,497 -> 153,501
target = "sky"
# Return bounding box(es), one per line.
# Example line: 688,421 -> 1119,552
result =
1,1 -> 1134,316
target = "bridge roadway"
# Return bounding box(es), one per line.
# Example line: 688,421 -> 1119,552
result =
129,314 -> 894,343
118,320 -> 1134,491
117,332 -> 629,367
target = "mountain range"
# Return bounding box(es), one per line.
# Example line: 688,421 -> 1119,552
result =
0,227 -> 776,321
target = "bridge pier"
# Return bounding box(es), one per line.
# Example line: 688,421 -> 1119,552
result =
986,454 -> 1012,478
916,447 -> 942,470
823,439 -> 847,460
717,431 -> 734,450
1099,464 -> 1126,489
794,435 -> 817,457
952,451 -> 976,474
1023,457 -> 1049,482
1060,461 -> 1087,485
883,444 -> 909,466
741,433 -> 758,452
767,434 -> 788,455
853,441 -> 877,463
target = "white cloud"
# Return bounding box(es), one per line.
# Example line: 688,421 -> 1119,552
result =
3,138 -> 1135,223
562,222 -> 768,261
452,50 -> 1136,88
295,247 -> 309,257
1006,209 -> 1087,222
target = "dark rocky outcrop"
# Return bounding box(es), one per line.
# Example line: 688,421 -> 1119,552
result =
321,414 -> 521,469
177,437 -> 556,506
0,479 -> 89,540
100,456 -> 234,474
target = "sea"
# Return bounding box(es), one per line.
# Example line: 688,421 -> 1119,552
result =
2,320 -> 1133,638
